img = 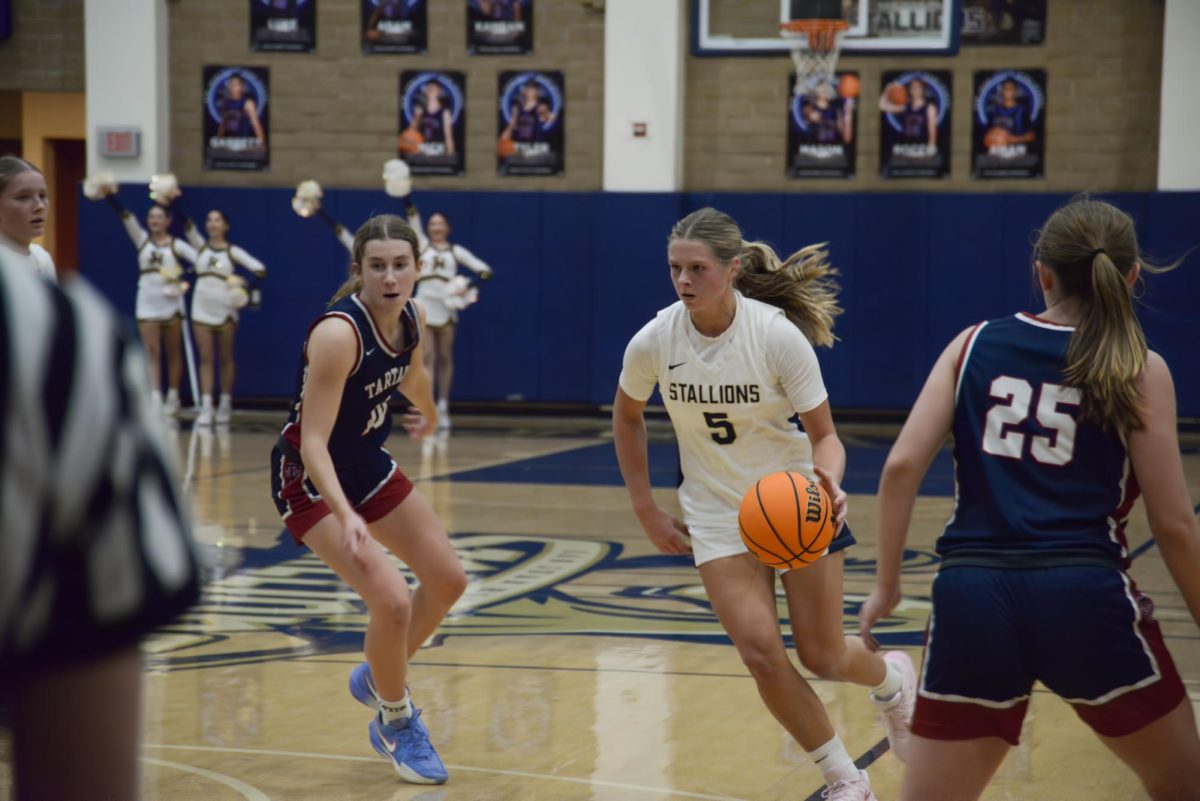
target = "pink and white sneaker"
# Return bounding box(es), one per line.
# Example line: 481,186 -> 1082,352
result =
821,770 -> 876,800
871,650 -> 917,763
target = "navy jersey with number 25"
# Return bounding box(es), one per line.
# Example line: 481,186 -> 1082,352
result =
940,313 -> 1137,568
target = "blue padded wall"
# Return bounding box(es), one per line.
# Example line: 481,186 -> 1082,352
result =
77,188 -> 1200,415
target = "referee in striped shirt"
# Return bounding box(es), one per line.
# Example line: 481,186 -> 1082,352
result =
0,248 -> 200,800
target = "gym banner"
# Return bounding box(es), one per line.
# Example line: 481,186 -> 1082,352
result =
250,0 -> 316,53
399,71 -> 466,176
362,0 -> 427,54
878,70 -> 952,179
496,71 -> 563,176
787,72 -> 859,180
961,0 -> 1046,45
972,69 -> 1046,179
203,66 -> 270,172
468,0 -> 532,55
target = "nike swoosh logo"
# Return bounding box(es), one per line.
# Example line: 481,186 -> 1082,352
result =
365,348 -> 376,356
382,732 -> 398,753
668,361 -> 687,370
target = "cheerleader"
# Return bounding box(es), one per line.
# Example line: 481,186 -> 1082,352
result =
183,207 -> 267,426
0,156 -> 57,282
410,208 -> 492,429
92,184 -> 197,416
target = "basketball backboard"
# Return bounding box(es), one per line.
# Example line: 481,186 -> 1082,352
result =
693,0 -> 961,56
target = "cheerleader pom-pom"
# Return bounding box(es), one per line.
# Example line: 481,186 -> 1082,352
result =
82,171 -> 118,200
382,158 -> 413,199
158,263 -> 183,282
162,283 -> 181,300
228,285 -> 250,310
292,179 -> 323,218
444,275 -> 480,311
149,173 -> 180,204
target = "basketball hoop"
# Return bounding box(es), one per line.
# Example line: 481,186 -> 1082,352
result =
781,19 -> 849,98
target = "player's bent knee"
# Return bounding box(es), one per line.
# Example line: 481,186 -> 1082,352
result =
738,642 -> 792,683
367,593 -> 413,629
794,644 -> 846,680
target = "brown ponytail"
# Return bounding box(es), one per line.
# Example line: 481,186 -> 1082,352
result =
329,213 -> 420,306
1035,196 -> 1177,432
668,207 -> 842,347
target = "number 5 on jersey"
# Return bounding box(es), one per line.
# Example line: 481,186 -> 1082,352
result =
704,412 -> 736,444
983,377 -> 1081,466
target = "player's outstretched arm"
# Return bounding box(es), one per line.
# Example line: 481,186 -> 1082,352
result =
861,327 -> 967,645
1129,351 -> 1200,629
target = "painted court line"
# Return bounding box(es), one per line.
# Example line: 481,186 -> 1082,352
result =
142,743 -> 749,801
141,756 -> 271,801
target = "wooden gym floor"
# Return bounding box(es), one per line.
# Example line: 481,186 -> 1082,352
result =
7,415 -> 1199,800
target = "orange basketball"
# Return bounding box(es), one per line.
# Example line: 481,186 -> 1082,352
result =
738,471 -> 835,570
886,82 -> 908,106
398,127 -> 424,155
984,127 -> 1010,149
497,135 -> 516,158
837,74 -> 860,99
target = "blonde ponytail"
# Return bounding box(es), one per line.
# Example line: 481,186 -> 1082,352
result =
1036,196 -> 1179,432
669,207 -> 842,347
736,240 -> 841,347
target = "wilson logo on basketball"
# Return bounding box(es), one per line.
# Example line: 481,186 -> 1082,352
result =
804,483 -> 823,523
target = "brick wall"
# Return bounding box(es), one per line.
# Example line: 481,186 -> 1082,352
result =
0,0 -> 84,92
169,0 -> 605,189
685,0 -> 1165,191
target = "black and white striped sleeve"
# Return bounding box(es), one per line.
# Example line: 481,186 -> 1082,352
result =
0,260 -> 200,677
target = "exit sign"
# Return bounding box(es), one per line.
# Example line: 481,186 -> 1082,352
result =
97,127 -> 141,158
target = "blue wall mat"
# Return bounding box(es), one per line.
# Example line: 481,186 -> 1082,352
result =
77,188 -> 1200,415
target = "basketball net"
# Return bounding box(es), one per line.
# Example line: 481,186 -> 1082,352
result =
781,19 -> 849,98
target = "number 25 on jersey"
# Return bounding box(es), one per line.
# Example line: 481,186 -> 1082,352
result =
982,377 -> 1081,466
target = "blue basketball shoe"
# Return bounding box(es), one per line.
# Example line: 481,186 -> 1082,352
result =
350,662 -> 430,738
369,711 -> 448,785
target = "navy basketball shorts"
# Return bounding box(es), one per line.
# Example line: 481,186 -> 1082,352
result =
913,565 -> 1184,745
270,446 -> 415,544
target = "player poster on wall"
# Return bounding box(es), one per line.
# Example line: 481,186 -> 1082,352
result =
961,0 -> 1046,45
496,71 -> 563,176
468,0 -> 533,55
972,69 -> 1046,179
398,71 -> 466,176
787,72 -> 859,179
879,70 -> 951,179
362,0 -> 427,54
249,0 -> 316,53
203,66 -> 270,172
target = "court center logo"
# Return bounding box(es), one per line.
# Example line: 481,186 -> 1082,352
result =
146,532 -> 934,670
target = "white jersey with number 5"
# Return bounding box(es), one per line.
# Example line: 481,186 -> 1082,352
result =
619,291 -> 828,565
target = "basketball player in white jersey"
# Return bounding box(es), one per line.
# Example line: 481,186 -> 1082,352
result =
410,209 -> 492,429
613,208 -> 916,801
95,189 -> 198,416
184,207 -> 267,426
0,156 -> 57,282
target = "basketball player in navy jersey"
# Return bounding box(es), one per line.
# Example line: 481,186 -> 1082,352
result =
860,197 -> 1200,801
803,92 -> 853,145
879,78 -> 938,148
984,79 -> 1036,147
614,208 -> 919,801
501,81 -> 554,144
412,81 -> 455,156
270,214 -> 467,785
217,75 -> 266,146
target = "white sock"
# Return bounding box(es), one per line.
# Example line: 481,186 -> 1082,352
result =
166,388 -> 179,403
872,658 -> 904,702
808,734 -> 858,785
201,394 -> 214,409
151,389 -> 163,406
378,693 -> 413,726
218,393 -> 232,408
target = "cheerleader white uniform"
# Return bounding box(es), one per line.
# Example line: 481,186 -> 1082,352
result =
119,213 -> 198,322
0,233 -> 57,282
185,226 -> 267,328
618,291 -> 832,566
410,210 -> 492,328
